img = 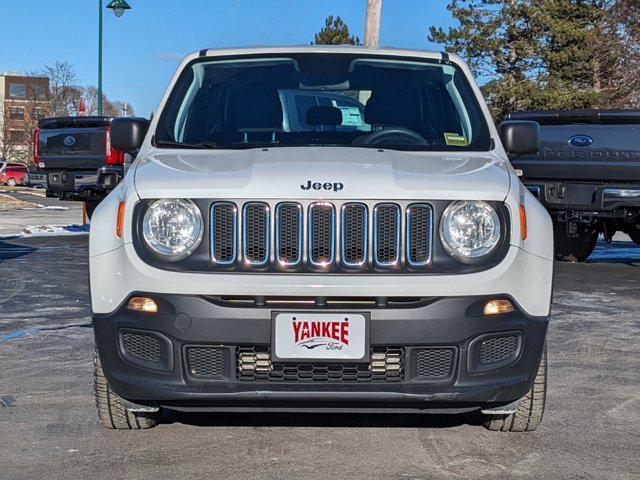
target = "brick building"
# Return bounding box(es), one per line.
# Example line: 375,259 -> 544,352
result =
0,74 -> 50,163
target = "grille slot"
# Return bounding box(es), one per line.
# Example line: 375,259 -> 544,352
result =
341,203 -> 368,266
374,203 -> 401,266
237,346 -> 404,383
185,346 -> 226,378
414,347 -> 456,380
243,202 -> 270,265
275,202 -> 302,266
121,332 -> 161,363
210,202 -> 237,265
308,203 -> 335,266
479,335 -> 519,365
406,204 -> 433,266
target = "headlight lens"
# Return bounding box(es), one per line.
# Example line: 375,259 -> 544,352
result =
440,201 -> 501,262
142,199 -> 203,260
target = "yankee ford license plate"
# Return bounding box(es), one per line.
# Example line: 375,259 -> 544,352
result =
273,313 -> 367,361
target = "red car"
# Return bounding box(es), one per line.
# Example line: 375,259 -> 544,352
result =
0,162 -> 29,187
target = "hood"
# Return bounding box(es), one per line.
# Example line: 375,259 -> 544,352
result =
133,147 -> 511,200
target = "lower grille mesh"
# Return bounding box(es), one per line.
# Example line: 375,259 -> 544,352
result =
121,332 -> 161,363
414,347 -> 456,380
237,346 -> 404,383
479,335 -> 518,365
186,346 -> 225,378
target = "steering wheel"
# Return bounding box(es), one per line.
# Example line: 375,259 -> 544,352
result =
355,128 -> 429,147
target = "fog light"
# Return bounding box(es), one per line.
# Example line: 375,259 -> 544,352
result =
483,299 -> 514,315
127,297 -> 158,313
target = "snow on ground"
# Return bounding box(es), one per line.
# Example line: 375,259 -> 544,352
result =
1,224 -> 89,239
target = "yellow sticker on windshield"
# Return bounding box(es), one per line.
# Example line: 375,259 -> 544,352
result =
444,132 -> 468,146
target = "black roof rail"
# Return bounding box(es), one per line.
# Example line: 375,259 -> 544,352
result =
503,109 -> 640,125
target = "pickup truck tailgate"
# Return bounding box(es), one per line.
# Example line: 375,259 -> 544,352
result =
506,111 -> 640,183
39,126 -> 107,170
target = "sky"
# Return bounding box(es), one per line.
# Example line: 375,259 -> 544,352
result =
0,0 -> 456,116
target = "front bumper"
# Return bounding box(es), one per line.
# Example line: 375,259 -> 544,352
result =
94,294 -> 548,412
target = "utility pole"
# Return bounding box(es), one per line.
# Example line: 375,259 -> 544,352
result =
363,0 -> 382,47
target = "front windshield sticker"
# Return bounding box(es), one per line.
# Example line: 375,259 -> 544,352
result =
444,132 -> 468,147
336,105 -> 364,127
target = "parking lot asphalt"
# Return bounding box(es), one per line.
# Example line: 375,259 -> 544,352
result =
0,235 -> 638,480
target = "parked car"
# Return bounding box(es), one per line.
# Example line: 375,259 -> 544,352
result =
90,46 -> 553,432
35,116 -> 126,217
504,109 -> 640,261
0,162 -> 29,187
27,166 -> 47,189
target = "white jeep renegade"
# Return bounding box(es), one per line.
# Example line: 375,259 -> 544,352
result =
90,46 -> 553,431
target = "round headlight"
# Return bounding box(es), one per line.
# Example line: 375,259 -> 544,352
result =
440,201 -> 501,263
142,199 -> 203,260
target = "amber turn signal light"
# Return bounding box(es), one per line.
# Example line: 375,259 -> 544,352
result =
484,299 -> 514,316
127,297 -> 159,313
519,204 -> 527,241
116,201 -> 125,238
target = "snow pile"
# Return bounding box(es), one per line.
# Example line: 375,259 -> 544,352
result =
17,224 -> 89,237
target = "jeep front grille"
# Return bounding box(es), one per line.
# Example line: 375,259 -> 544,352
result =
207,200 -> 434,272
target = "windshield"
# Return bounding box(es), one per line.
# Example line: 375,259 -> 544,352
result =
155,53 -> 492,151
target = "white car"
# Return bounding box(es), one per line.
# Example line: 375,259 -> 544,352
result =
90,46 -> 553,431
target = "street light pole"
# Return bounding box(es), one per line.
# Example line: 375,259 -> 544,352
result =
98,0 -> 103,116
98,0 -> 131,117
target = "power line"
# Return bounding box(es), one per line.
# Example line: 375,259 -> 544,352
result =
217,0 -> 241,47
260,0 -> 286,44
265,0 -> 295,44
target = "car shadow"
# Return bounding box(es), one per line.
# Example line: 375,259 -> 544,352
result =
160,409 -> 483,429
0,238 -> 36,262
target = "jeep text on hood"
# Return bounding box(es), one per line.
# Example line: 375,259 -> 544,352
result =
90,46 -> 553,432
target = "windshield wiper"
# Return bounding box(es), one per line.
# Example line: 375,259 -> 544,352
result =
155,139 -> 219,149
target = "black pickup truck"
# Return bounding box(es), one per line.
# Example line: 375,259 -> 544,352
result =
504,109 -> 640,261
35,117 -> 126,217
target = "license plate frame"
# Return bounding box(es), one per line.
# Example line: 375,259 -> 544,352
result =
271,311 -> 370,363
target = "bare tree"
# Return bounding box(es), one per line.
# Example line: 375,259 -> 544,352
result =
81,86 -> 134,117
0,113 -> 24,161
38,61 -> 81,117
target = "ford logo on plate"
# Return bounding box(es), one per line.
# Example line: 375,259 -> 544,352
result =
568,135 -> 593,147
63,136 -> 76,146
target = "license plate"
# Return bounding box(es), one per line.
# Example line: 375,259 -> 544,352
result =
273,313 -> 367,361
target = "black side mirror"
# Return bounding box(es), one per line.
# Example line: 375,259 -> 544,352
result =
111,117 -> 150,155
498,120 -> 540,156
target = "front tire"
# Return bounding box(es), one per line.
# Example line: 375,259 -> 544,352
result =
6,178 -> 17,187
553,220 -> 597,262
94,347 -> 159,429
628,227 -> 640,246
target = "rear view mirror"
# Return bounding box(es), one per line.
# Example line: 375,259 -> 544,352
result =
498,120 -> 540,156
111,117 -> 150,155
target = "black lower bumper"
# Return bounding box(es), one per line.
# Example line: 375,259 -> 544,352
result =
93,294 -> 548,412
45,166 -> 122,201
524,180 -> 640,214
